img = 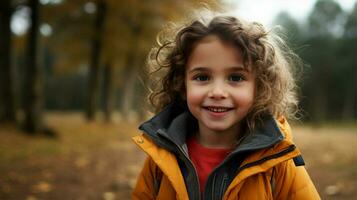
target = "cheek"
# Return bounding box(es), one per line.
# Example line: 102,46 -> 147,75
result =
234,87 -> 255,107
186,85 -> 204,107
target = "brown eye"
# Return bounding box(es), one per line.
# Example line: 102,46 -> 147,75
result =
194,75 -> 210,81
228,74 -> 244,82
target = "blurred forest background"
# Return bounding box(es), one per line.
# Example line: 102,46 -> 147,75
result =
0,0 -> 357,199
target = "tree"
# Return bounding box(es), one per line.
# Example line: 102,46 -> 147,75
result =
22,0 -> 43,133
308,0 -> 344,37
0,0 -> 16,122
337,2 -> 357,120
102,61 -> 115,121
86,0 -> 107,121
302,0 -> 344,122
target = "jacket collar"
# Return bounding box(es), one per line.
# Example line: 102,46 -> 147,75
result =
139,103 -> 285,155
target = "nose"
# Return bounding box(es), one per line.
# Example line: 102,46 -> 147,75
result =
208,81 -> 228,99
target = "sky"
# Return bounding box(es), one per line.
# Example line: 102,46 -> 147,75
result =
224,0 -> 356,27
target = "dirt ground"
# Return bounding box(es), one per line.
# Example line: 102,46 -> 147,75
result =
293,124 -> 357,200
0,113 -> 356,200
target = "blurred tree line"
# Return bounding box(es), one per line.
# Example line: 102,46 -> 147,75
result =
0,0 -> 356,134
273,0 -> 357,123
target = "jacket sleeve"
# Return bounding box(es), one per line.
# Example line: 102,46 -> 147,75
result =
274,159 -> 321,200
132,156 -> 159,200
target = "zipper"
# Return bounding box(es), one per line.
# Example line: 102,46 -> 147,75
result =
219,173 -> 228,199
210,174 -> 217,200
156,129 -> 201,200
208,173 -> 228,200
209,144 -> 297,200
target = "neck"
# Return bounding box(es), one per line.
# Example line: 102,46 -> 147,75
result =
196,122 -> 245,148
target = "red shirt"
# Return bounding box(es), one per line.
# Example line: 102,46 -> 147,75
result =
187,136 -> 232,193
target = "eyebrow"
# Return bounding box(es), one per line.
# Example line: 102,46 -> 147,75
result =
226,65 -> 249,72
187,67 -> 209,74
187,65 -> 248,74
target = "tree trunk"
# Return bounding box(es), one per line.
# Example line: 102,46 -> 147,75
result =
342,87 -> 356,121
120,51 -> 140,122
0,0 -> 16,122
137,82 -> 148,122
85,0 -> 107,121
121,68 -> 136,121
23,0 -> 43,133
120,19 -> 143,122
102,61 -> 115,122
310,82 -> 327,123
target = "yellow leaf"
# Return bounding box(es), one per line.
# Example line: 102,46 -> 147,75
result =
33,181 -> 52,193
103,192 -> 115,200
26,195 -> 38,200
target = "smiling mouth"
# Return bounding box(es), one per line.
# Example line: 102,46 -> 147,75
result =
204,106 -> 233,113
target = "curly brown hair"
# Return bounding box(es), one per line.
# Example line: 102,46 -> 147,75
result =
147,15 -> 301,129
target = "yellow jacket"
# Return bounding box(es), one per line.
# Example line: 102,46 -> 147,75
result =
132,104 -> 320,200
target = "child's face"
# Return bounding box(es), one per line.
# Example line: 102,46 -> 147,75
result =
185,35 -> 255,133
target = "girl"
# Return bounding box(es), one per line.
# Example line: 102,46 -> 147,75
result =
132,15 -> 320,200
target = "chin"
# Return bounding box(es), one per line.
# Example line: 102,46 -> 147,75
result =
205,124 -> 231,132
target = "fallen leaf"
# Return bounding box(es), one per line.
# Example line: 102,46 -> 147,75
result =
325,184 -> 340,196
103,191 -> 115,200
26,195 -> 38,200
33,181 -> 52,193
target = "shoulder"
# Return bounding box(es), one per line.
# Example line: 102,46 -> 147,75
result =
273,156 -> 320,199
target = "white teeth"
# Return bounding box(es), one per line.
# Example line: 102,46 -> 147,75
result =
207,107 -> 230,112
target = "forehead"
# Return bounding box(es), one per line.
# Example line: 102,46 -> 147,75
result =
186,35 -> 251,72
